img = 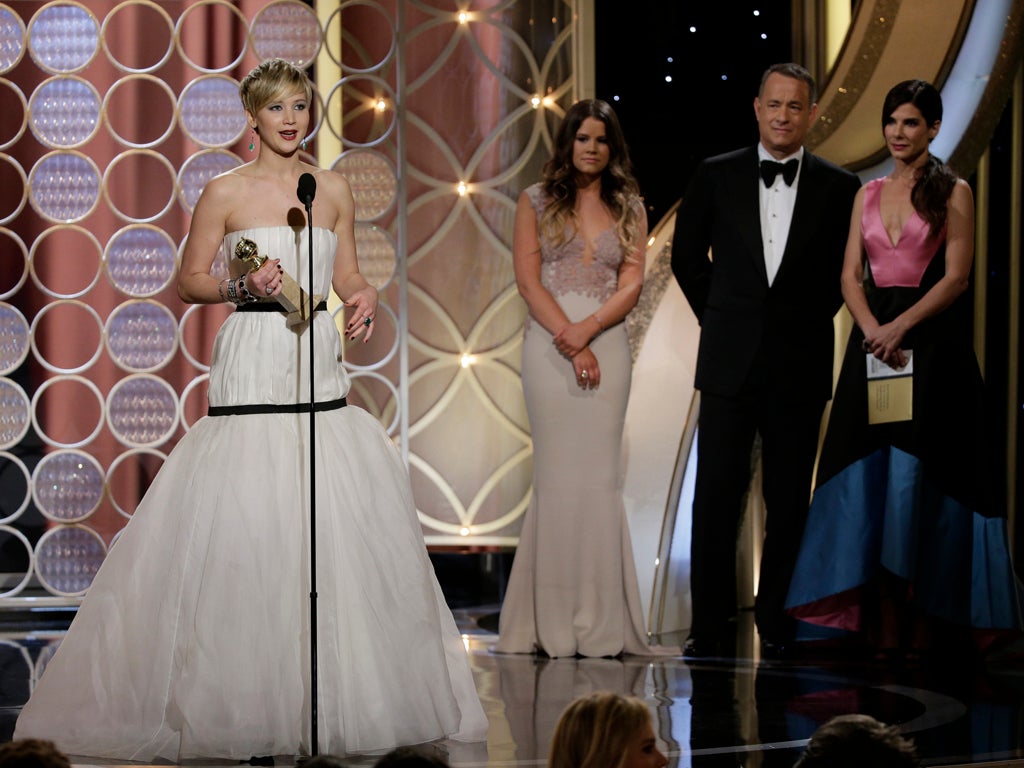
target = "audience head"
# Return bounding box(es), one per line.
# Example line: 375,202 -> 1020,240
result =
300,757 -> 347,768
795,714 -> 918,768
0,739 -> 71,768
372,745 -> 450,767
548,691 -> 668,768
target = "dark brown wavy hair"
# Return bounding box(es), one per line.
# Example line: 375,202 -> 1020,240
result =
0,739 -> 71,768
795,714 -> 918,768
882,79 -> 957,237
539,99 -> 643,257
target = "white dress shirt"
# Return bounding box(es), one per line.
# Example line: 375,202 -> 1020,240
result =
758,144 -> 804,286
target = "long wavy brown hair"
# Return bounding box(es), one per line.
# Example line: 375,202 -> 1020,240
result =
539,99 -> 643,258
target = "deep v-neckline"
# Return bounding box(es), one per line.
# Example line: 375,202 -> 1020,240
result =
576,227 -> 616,266
883,214 -> 912,249
876,183 -> 918,249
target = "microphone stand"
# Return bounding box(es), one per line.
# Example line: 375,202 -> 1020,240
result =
302,193 -> 319,757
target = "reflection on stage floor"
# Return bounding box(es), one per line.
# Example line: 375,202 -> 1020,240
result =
0,606 -> 1022,768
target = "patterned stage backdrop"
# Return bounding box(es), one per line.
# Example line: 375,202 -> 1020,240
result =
0,0 -> 578,599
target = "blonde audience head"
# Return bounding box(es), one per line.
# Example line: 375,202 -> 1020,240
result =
548,691 -> 668,768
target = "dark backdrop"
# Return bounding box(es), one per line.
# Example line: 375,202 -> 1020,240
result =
594,5 -> 1021,543
595,2 -> 791,229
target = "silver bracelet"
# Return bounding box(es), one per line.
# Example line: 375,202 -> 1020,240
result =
237,275 -> 258,304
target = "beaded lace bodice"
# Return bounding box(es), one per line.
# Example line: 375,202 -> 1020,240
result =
525,183 -> 626,301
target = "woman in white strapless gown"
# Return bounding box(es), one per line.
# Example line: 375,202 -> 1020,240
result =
13,59 -> 487,761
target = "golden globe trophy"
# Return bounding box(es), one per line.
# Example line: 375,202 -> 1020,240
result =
234,237 -> 322,327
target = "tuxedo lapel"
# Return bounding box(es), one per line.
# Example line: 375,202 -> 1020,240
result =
775,152 -> 820,285
734,148 -> 768,284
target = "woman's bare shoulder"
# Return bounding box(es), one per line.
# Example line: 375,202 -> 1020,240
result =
312,166 -> 352,197
199,165 -> 252,204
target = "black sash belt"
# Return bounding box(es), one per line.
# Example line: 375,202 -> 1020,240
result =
208,397 -> 347,417
235,300 -> 328,313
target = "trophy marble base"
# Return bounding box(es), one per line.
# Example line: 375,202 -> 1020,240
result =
276,273 -> 322,328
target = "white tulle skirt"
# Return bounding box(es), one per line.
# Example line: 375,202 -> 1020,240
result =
14,226 -> 487,759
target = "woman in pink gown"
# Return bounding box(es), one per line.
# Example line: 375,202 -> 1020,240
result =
785,80 -> 1022,660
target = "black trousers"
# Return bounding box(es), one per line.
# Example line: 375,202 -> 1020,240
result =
689,387 -> 825,642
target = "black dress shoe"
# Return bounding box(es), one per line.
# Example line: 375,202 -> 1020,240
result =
683,635 -> 735,659
759,639 -> 790,660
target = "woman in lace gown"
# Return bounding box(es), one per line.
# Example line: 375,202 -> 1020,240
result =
14,59 -> 487,760
495,99 -> 676,658
785,80 -> 1022,658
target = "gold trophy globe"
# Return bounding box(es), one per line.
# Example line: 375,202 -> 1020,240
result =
234,237 -> 321,327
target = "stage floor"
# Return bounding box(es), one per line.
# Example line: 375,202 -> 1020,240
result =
1,606 -> 1023,768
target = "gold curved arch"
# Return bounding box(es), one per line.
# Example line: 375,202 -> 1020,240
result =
807,0 -> 1024,175
947,4 -> 1024,173
807,0 -> 972,168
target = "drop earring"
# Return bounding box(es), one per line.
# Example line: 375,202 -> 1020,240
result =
248,129 -> 255,153
301,137 -> 307,151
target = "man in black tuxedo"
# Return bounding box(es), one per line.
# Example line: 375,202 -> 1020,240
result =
671,62 -> 861,658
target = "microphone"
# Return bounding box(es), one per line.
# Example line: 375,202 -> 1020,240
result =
297,172 -> 316,208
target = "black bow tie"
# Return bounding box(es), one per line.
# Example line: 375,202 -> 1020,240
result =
760,158 -> 799,187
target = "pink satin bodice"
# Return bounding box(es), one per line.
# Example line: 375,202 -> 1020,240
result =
861,177 -> 944,288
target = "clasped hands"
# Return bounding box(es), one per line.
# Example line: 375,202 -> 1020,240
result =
554,320 -> 599,390
860,317 -> 908,369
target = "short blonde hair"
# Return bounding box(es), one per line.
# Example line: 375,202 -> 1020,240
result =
548,691 -> 652,768
239,58 -> 313,116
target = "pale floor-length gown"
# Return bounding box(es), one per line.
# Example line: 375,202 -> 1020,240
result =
495,184 -> 678,658
14,226 -> 487,760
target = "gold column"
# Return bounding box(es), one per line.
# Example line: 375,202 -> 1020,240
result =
824,0 -> 851,72
792,0 -> 852,82
314,2 -> 343,162
574,0 -> 596,100
974,150 -> 989,371
1008,65 -> 1022,550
